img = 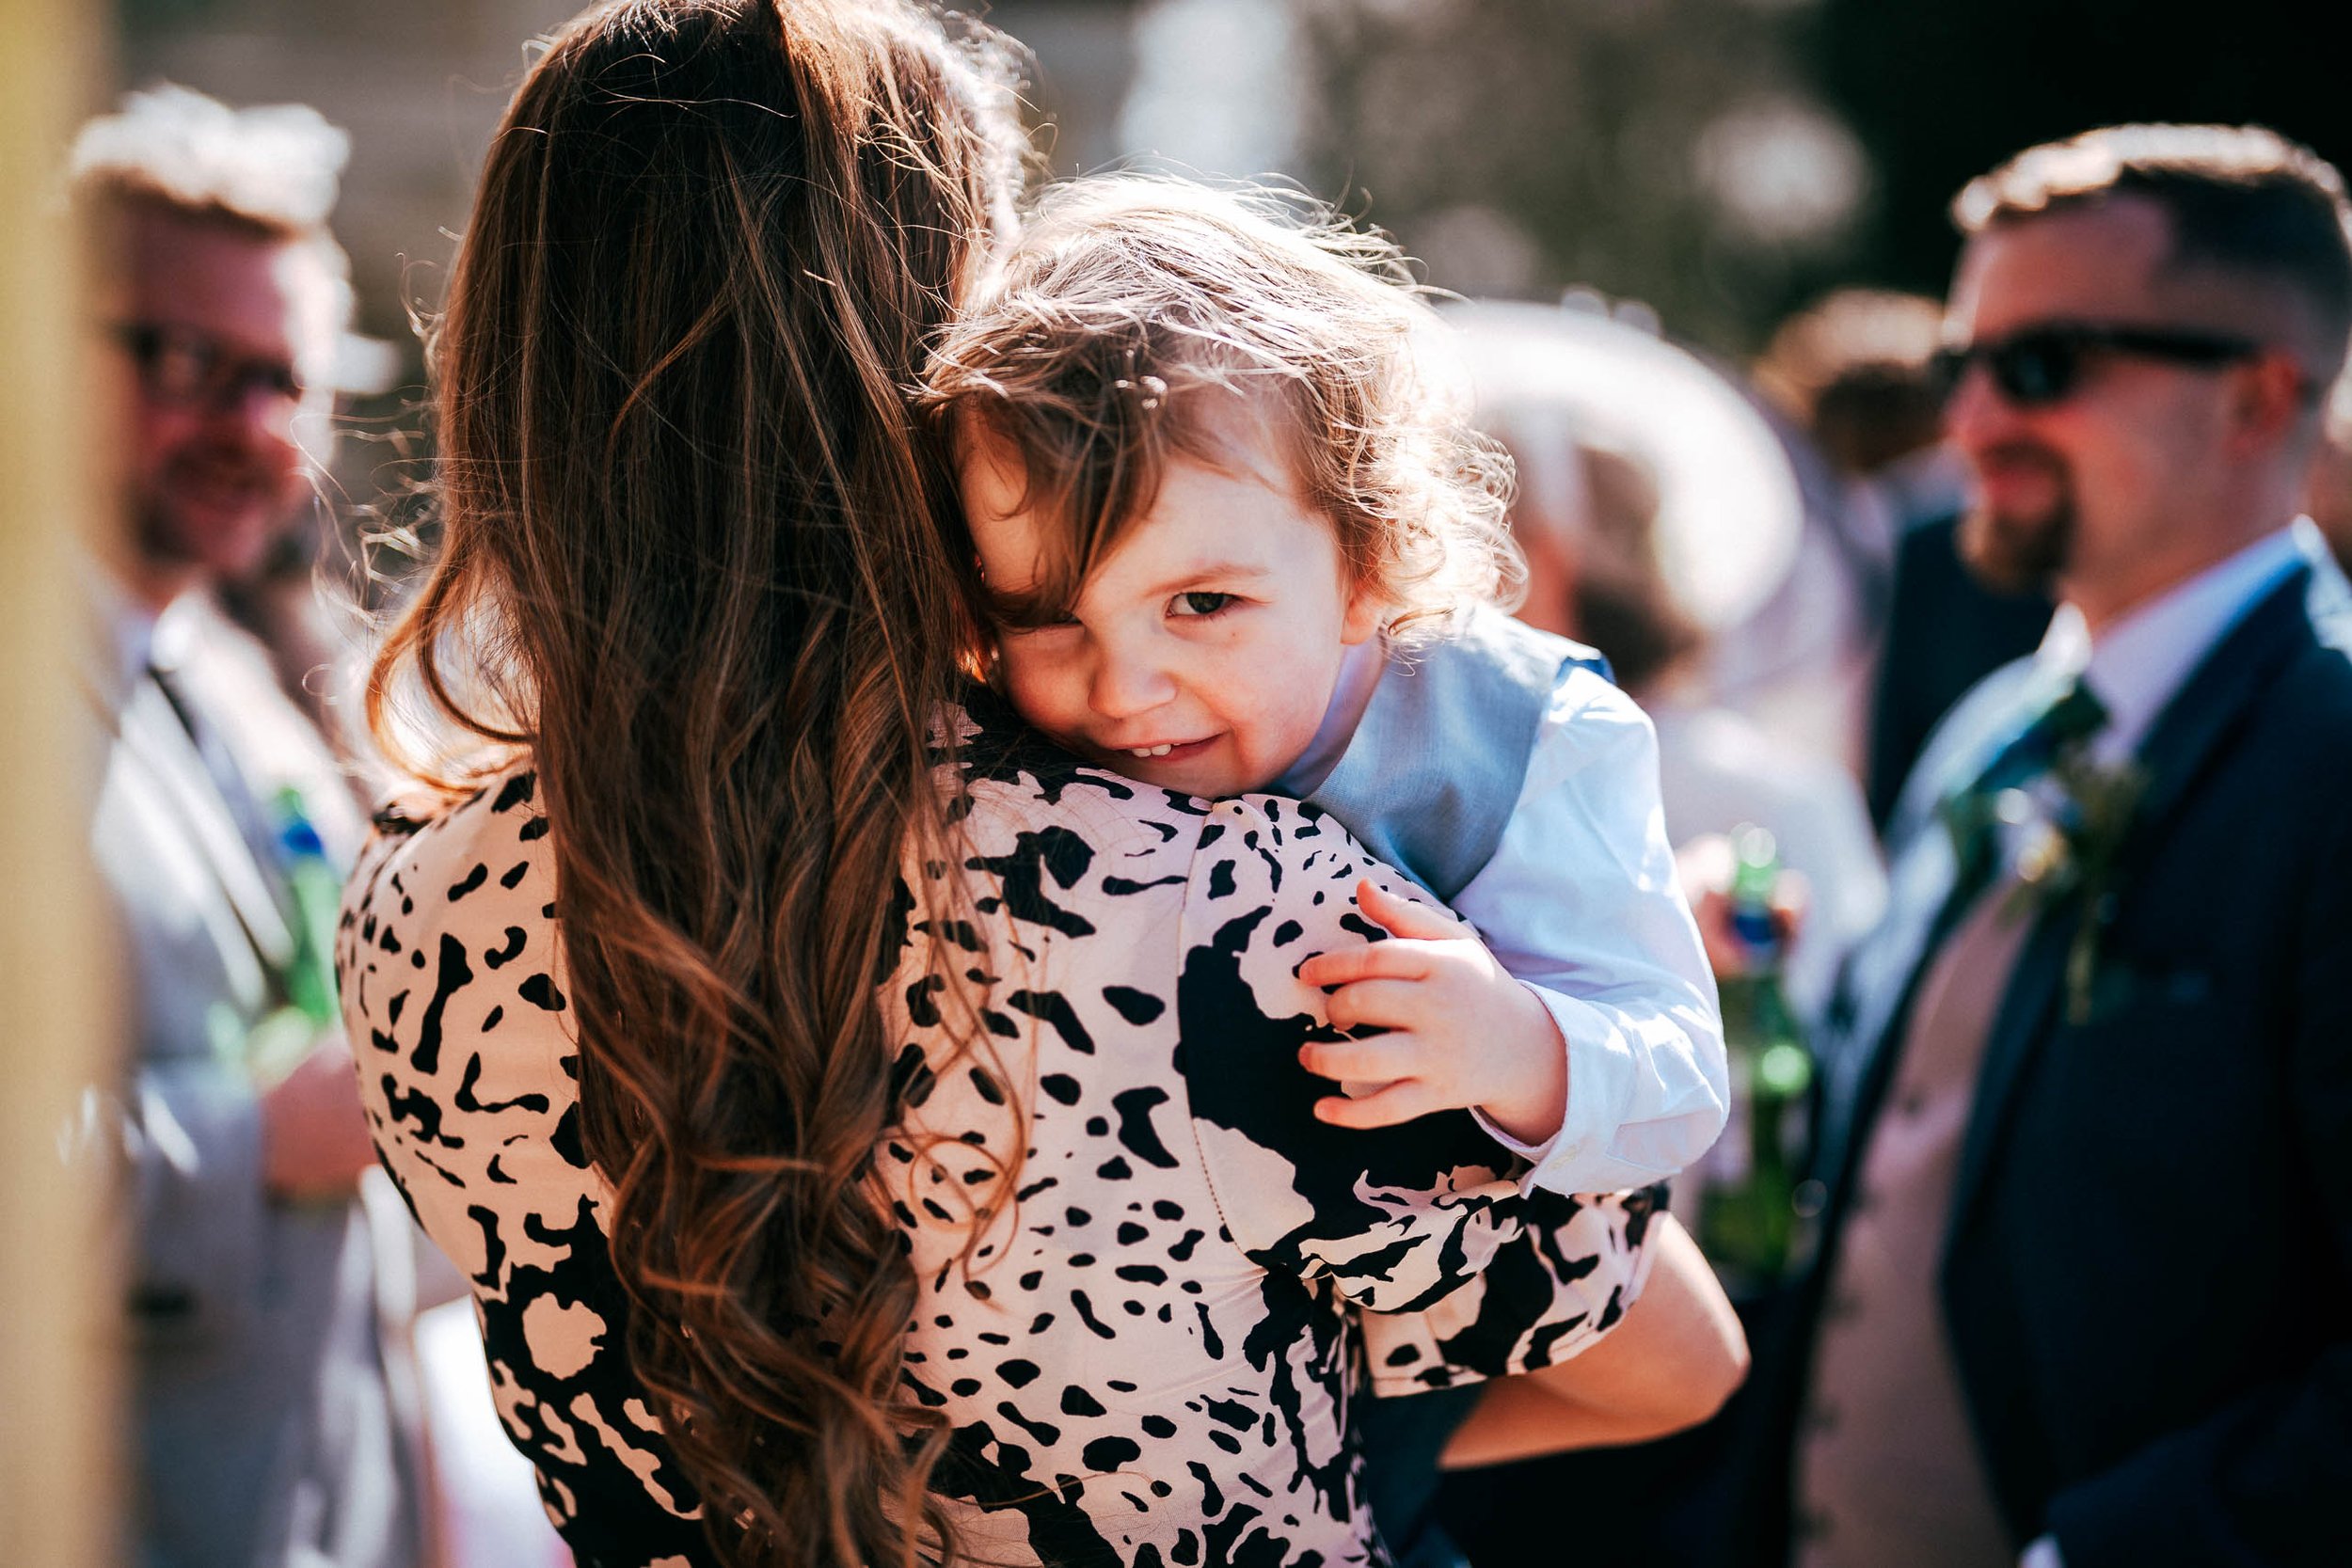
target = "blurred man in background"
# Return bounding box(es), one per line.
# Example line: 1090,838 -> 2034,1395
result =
1756,288 -> 2058,832
73,85 -> 421,1568
1769,124 -> 2352,1568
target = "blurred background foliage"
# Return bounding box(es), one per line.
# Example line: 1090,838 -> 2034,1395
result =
109,0 -> 2352,403
1296,0 -> 2352,351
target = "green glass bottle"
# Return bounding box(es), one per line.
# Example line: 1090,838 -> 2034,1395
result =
1694,824 -> 1815,1297
238,786 -> 346,1086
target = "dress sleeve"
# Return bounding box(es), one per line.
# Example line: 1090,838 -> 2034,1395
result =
1173,794 -> 1665,1396
341,784 -> 720,1567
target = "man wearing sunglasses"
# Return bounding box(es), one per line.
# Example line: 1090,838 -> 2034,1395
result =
1757,125 -> 2352,1568
72,87 -> 422,1568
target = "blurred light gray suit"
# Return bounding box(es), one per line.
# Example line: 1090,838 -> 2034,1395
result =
86,584 -> 421,1568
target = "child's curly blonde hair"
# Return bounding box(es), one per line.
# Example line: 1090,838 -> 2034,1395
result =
921,175 -> 1521,643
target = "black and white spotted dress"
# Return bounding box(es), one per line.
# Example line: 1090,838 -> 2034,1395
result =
339,712 -> 1663,1568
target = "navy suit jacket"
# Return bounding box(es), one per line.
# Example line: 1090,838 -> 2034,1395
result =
1789,549 -> 2352,1568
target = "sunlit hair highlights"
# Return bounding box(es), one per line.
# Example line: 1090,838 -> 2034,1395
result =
362,2 -> 1025,1563
920,176 -> 1520,646
67,82 -> 356,336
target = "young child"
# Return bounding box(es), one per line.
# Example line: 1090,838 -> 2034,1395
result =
922,177 -> 1725,1562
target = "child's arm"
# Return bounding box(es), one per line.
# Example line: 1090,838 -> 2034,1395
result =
1299,668 -> 1726,1190
1453,672 -> 1724,1190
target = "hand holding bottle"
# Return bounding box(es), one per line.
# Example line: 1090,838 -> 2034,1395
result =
1677,832 -> 1809,980
1688,826 -> 1817,1296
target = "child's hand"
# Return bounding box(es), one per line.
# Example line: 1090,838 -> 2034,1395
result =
1295,879 -> 1567,1146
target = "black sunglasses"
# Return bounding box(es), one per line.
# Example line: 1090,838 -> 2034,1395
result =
1930,323 -> 2265,408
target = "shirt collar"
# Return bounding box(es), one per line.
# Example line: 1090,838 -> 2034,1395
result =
2035,521 -> 2313,762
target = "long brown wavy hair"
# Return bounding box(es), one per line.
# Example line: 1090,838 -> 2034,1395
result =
363,2 -> 1026,1562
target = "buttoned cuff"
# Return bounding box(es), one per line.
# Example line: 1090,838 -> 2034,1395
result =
1478,982 -> 1713,1196
1470,1101 -> 1560,1164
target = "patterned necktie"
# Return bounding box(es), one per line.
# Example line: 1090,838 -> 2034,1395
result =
1936,677 -> 2109,918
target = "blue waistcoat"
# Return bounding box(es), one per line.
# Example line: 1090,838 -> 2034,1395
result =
1306,604 -> 1610,902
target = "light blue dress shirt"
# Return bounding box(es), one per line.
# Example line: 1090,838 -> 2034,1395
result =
1285,606 -> 1728,1195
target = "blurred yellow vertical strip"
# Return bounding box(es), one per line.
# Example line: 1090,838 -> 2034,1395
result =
0,0 -> 117,1561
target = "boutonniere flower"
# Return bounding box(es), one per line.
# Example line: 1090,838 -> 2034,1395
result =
1999,747 -> 2147,1023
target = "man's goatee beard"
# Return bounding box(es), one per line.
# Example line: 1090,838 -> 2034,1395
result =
1958,499 -> 2073,597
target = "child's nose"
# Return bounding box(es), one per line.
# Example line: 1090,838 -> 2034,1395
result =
1088,648 -> 1177,720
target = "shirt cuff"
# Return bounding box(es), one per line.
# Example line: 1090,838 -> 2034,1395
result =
1470,1103 -> 1560,1164
1486,982 -> 1713,1196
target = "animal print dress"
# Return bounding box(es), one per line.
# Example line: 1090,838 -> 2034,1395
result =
340,713 -> 1663,1568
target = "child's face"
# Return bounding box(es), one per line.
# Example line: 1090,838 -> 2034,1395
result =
964,429 -> 1385,799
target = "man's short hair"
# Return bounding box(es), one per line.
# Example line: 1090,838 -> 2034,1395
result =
1954,123 -> 2352,381
68,83 -> 354,329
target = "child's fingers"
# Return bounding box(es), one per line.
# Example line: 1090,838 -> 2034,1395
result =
1320,978 -> 1430,1037
1352,878 -> 1469,942
1312,1078 -> 1441,1130
1298,941 -> 1435,990
1298,1032 -> 1425,1085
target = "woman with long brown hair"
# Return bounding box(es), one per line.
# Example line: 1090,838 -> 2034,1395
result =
343,3 -> 1741,1565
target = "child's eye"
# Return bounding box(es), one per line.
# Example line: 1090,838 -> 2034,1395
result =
1169,591 -> 1236,618
998,612 -> 1082,638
